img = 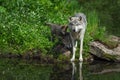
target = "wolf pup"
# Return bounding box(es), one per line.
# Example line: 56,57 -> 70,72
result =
46,23 -> 68,41
68,13 -> 87,61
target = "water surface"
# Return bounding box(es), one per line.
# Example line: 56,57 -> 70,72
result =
0,59 -> 120,80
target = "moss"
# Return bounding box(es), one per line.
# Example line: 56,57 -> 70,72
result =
57,54 -> 70,61
98,35 -> 119,49
103,53 -> 117,61
103,40 -> 118,49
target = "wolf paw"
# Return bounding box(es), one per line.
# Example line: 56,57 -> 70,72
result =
79,58 -> 83,62
70,58 -> 75,62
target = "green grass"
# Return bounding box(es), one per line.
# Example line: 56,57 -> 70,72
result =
0,0 -> 118,58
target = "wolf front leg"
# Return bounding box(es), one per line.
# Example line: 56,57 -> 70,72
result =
79,30 -> 85,62
79,38 -> 83,62
70,36 -> 77,61
71,40 -> 77,61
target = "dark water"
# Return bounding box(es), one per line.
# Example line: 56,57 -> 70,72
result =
0,59 -> 120,80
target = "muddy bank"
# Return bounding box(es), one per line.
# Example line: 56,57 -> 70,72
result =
0,49 -> 55,64
0,48 -> 72,64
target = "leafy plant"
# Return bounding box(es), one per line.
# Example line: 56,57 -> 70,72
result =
0,0 -> 107,58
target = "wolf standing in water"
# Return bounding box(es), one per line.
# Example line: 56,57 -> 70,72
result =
68,13 -> 87,62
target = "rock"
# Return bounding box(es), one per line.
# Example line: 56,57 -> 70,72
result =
53,44 -> 71,57
110,35 -> 120,43
89,36 -> 120,62
61,48 -> 71,57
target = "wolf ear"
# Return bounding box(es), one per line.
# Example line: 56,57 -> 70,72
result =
61,26 -> 68,31
68,17 -> 72,21
79,16 -> 82,21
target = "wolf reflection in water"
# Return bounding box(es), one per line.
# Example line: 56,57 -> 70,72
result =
71,62 -> 83,80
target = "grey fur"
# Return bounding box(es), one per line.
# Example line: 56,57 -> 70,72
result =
68,13 -> 87,61
46,23 -> 68,41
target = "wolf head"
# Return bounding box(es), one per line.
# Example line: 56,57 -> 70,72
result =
68,13 -> 87,33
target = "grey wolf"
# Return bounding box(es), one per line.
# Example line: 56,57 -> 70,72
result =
68,13 -> 87,61
46,23 -> 68,41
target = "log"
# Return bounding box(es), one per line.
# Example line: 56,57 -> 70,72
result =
89,36 -> 120,62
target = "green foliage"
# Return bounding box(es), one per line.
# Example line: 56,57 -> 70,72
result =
0,0 -> 110,57
57,54 -> 70,61
80,0 -> 120,36
82,10 -> 106,57
0,0 -> 83,54
0,0 -> 54,54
